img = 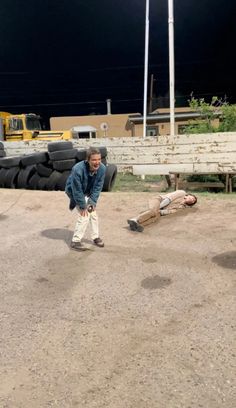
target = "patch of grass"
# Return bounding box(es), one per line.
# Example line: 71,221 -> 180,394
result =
112,173 -> 163,192
112,173 -> 236,197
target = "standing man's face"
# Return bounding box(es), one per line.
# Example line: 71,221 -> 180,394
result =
88,153 -> 101,172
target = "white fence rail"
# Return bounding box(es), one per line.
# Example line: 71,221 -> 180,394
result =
3,132 -> 236,174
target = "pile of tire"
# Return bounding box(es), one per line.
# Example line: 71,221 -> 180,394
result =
0,142 -> 6,158
0,141 -> 117,192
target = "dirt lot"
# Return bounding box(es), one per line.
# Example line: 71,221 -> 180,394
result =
0,189 -> 235,408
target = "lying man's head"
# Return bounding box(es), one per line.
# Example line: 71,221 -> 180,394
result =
184,194 -> 197,206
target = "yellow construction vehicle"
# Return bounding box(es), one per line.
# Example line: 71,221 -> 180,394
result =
0,112 -> 71,142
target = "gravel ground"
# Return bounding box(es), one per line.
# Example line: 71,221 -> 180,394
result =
0,189 -> 235,408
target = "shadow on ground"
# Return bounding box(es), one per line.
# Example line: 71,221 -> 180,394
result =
41,228 -> 73,247
212,251 -> 236,269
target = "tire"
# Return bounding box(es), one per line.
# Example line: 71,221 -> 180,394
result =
76,149 -> 87,162
46,170 -> 62,190
98,146 -> 107,158
56,171 -> 70,191
47,141 -> 73,152
36,163 -> 53,177
28,173 -> 41,190
17,165 -> 36,189
21,152 -> 48,167
0,150 -> 6,158
0,156 -> 21,169
48,148 -> 78,161
52,159 -> 76,171
4,166 -> 20,188
0,168 -> 7,187
38,177 -> 49,191
102,164 -> 117,192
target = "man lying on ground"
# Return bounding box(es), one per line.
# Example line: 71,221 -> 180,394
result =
127,190 -> 197,232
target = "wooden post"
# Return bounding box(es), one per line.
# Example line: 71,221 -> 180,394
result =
175,173 -> 180,190
225,174 -> 229,193
229,175 -> 233,193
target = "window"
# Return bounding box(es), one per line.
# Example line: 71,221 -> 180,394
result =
72,131 -> 90,139
26,117 -> 41,131
146,126 -> 159,136
78,132 -> 90,139
9,118 -> 23,131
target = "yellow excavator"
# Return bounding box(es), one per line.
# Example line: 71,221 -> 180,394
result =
0,112 -> 71,142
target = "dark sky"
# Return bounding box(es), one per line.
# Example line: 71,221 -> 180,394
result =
0,0 -> 235,123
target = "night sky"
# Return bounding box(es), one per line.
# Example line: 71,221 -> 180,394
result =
0,0 -> 235,125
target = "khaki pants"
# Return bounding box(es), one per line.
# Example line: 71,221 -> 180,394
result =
137,196 -> 161,226
72,209 -> 99,242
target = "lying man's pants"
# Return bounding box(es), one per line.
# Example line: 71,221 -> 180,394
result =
137,196 -> 162,226
136,196 -> 171,226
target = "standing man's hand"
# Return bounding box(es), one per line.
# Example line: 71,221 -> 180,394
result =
79,209 -> 88,217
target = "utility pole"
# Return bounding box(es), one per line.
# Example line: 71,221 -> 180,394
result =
143,0 -> 149,138
168,0 -> 175,137
148,74 -> 155,113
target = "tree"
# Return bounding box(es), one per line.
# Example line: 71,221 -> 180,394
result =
218,104 -> 236,132
183,96 -> 236,134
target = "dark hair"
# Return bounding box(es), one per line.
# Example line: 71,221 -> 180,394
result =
86,147 -> 101,160
186,194 -> 197,206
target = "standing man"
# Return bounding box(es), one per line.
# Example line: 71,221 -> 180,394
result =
65,147 -> 106,251
127,190 -> 197,232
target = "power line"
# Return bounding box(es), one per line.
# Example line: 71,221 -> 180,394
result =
1,92 -> 232,110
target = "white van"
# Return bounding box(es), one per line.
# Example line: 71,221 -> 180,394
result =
71,125 -> 97,139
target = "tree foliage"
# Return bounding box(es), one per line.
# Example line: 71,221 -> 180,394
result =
183,96 -> 236,134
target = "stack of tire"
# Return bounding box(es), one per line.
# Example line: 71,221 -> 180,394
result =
0,142 -> 6,158
0,141 -> 117,192
46,141 -> 80,191
0,156 -> 21,189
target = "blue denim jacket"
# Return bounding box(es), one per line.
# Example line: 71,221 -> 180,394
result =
65,161 -> 106,209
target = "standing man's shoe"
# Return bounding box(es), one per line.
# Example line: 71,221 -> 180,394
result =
127,219 -> 144,232
71,241 -> 88,251
93,237 -> 104,247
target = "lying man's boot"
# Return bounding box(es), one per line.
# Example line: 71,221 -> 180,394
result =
93,237 -> 105,247
127,218 -> 144,232
71,241 -> 88,251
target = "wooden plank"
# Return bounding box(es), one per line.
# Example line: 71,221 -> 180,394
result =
4,133 -> 236,153
3,132 -> 236,149
133,164 -> 194,175
165,133 -> 236,145
106,142 -> 236,157
141,163 -> 236,175
179,181 -> 225,188
109,151 -> 236,166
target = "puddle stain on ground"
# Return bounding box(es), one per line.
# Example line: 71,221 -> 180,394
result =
36,277 -> 49,283
142,258 -> 157,264
141,275 -> 172,289
212,251 -> 236,270
114,207 -> 122,212
26,204 -> 42,211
